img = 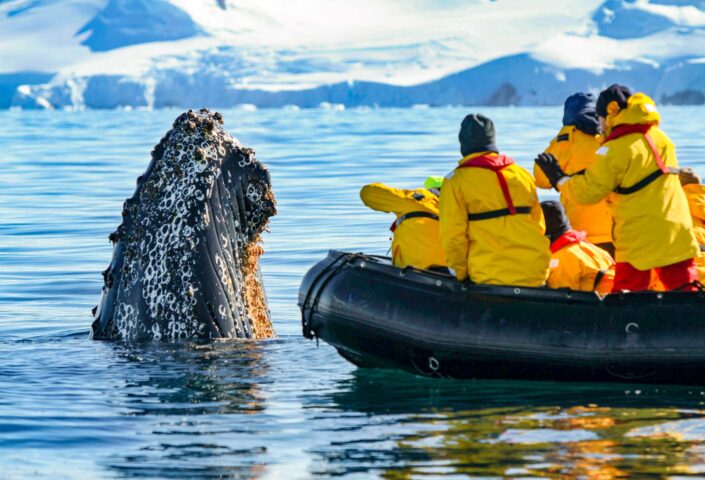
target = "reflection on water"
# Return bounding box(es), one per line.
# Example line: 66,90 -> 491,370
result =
110,342 -> 268,416
312,369 -> 705,478
3,107 -> 705,477
101,342 -> 269,478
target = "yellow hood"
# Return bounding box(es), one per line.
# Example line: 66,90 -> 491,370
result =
608,92 -> 661,131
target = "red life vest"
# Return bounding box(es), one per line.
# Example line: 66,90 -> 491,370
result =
549,229 -> 611,290
550,229 -> 587,254
457,154 -> 532,220
603,124 -> 678,194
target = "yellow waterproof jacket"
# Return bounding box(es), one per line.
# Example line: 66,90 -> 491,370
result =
534,126 -> 612,244
439,151 -> 550,286
560,93 -> 698,270
547,230 -> 615,295
360,183 -> 446,269
682,183 -> 705,283
684,183 -> 705,231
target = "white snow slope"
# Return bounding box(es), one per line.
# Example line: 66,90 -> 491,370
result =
2,0 -> 705,109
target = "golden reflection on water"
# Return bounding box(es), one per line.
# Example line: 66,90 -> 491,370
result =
372,400 -> 705,478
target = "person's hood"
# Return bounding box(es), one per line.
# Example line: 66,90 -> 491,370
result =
563,92 -> 600,136
608,93 -> 661,131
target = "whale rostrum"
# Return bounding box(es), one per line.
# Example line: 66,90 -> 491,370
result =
91,109 -> 276,341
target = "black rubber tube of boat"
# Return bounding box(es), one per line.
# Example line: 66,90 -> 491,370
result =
299,250 -> 705,385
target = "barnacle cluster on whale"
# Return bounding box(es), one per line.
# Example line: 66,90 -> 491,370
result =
92,108 -> 276,341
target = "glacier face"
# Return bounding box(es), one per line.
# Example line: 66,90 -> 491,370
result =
2,0 -> 705,109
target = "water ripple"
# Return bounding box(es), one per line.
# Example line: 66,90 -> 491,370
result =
2,107 -> 705,478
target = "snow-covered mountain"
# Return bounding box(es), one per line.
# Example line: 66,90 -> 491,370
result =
2,0 -> 705,109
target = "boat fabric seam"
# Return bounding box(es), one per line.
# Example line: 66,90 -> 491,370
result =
349,263 -> 600,303
323,251 -> 705,303
312,308 -> 705,362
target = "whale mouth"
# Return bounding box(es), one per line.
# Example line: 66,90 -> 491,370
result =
92,108 -> 276,341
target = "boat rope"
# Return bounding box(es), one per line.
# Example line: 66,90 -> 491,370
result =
605,363 -> 658,381
409,353 -> 431,377
670,280 -> 705,293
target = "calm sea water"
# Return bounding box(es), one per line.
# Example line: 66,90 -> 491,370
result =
3,106 -> 705,479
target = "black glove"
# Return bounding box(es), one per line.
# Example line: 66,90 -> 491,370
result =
534,153 -> 567,189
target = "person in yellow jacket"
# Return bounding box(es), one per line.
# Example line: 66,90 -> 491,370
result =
680,168 -> 705,243
535,85 -> 699,292
360,177 -> 447,270
534,92 -> 614,256
649,168 -> 705,290
541,200 -> 615,295
679,168 -> 705,282
440,113 -> 550,286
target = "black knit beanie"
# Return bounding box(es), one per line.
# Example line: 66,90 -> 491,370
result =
595,84 -> 632,117
540,200 -> 571,244
459,114 -> 498,157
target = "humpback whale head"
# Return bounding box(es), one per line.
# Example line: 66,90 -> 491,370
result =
92,109 -> 276,341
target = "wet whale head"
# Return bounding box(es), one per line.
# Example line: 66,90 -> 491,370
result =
92,108 -> 276,341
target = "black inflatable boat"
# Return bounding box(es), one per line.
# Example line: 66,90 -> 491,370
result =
299,251 -> 705,384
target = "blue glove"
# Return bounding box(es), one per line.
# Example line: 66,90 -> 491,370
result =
534,153 -> 568,189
